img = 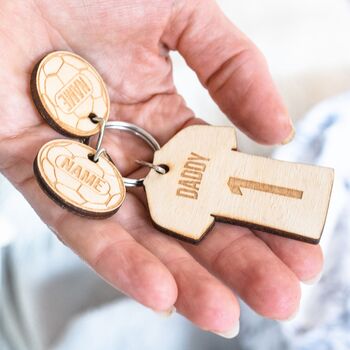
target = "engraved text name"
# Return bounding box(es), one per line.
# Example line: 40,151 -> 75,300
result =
56,75 -> 92,113
59,156 -> 108,194
176,152 -> 210,200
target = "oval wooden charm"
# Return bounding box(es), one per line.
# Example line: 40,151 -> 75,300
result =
34,139 -> 126,218
31,51 -> 110,138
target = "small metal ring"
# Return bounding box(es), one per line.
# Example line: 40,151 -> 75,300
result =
89,115 -> 107,162
93,148 -> 107,161
104,121 -> 161,187
135,160 -> 167,175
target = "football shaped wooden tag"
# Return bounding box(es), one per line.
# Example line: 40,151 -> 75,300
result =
31,51 -> 110,138
143,125 -> 334,244
34,139 -> 125,218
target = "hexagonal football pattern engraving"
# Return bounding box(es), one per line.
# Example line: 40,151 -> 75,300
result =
31,51 -> 110,137
34,139 -> 125,217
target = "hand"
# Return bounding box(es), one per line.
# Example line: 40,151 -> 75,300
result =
0,0 -> 322,337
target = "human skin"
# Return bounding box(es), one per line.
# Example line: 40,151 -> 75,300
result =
0,0 -> 323,338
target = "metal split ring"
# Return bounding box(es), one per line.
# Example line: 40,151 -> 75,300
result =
89,118 -> 163,187
89,114 -> 107,162
135,160 -> 167,175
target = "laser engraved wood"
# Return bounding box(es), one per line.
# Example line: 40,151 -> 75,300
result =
31,51 -> 110,138
143,125 -> 334,244
34,139 -> 125,217
227,177 -> 303,199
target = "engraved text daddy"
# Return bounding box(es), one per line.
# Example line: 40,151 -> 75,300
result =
56,75 -> 92,113
59,156 -> 108,194
176,152 -> 210,200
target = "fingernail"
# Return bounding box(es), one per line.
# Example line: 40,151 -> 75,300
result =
212,321 -> 240,339
281,125 -> 295,145
155,306 -> 176,318
302,270 -> 323,285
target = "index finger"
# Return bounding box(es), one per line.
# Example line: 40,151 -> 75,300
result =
163,0 -> 294,145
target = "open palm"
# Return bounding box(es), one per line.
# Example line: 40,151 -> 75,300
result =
0,0 -> 323,337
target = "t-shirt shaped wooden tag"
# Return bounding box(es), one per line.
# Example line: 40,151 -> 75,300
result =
143,125 -> 334,244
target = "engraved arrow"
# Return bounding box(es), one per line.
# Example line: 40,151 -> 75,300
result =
227,177 -> 303,199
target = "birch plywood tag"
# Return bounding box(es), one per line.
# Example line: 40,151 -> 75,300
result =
34,139 -> 125,218
144,125 -> 334,244
31,51 -> 110,138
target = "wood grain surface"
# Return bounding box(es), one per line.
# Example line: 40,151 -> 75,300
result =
144,125 -> 334,244
34,139 -> 125,218
31,51 -> 110,138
